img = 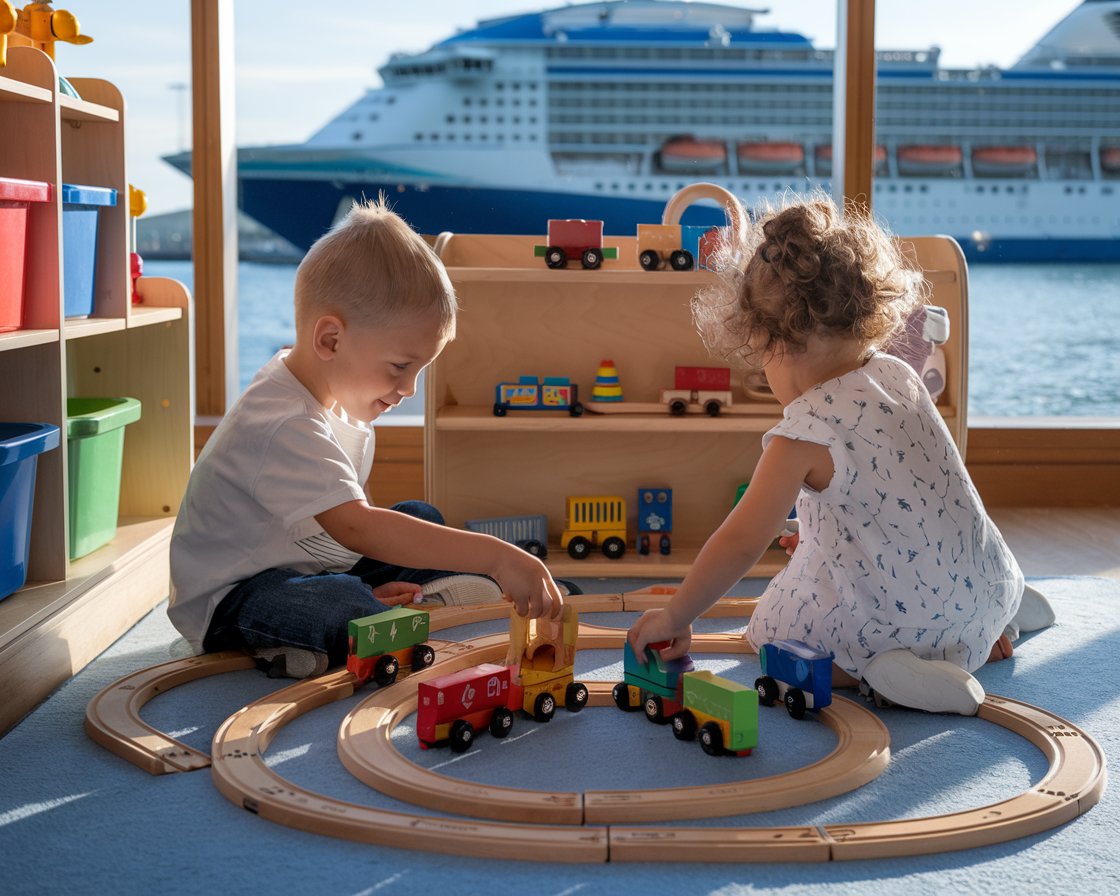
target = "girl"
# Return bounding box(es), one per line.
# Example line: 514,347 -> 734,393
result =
628,197 -> 1044,715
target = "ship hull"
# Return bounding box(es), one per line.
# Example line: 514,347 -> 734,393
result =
239,175 -> 1120,263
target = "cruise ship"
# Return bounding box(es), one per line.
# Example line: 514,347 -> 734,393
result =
169,0 -> 1120,261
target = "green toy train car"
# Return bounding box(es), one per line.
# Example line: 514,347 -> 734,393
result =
346,606 -> 435,686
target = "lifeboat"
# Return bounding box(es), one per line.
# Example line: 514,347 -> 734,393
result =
813,144 -> 887,176
1101,147 -> 1120,174
658,138 -> 727,174
971,146 -> 1038,177
897,145 -> 963,177
736,141 -> 805,175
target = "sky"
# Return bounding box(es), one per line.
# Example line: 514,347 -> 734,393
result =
48,1 -> 1085,215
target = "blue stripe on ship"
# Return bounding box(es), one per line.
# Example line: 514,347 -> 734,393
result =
239,178 -> 1120,263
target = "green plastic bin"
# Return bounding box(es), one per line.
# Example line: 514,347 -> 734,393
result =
66,397 -> 142,559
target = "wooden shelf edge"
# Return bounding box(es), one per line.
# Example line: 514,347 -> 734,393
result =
59,93 -> 119,123
546,547 -> 788,580
0,517 -> 174,653
0,72 -> 52,103
0,328 -> 60,351
62,316 -> 128,340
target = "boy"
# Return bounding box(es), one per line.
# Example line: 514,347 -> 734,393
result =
169,199 -> 564,678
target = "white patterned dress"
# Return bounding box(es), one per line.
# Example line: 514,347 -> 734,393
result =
746,353 -> 1023,677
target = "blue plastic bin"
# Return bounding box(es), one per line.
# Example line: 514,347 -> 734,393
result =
62,183 -> 118,318
0,422 -> 61,600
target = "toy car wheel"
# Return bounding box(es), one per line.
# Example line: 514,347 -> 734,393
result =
581,248 -> 603,269
489,707 -> 515,739
374,655 -> 399,687
704,399 -> 723,417
699,721 -> 724,756
545,247 -> 567,269
784,688 -> 807,721
639,249 -> 660,271
669,398 -> 687,416
493,403 -> 507,417
565,681 -> 589,712
670,249 -> 693,271
643,693 -> 665,724
602,537 -> 626,560
612,682 -> 637,711
534,692 -> 557,722
569,401 -> 584,417
567,537 -> 592,560
659,534 -> 671,556
521,539 -> 547,558
671,711 -> 697,741
755,676 -> 779,706
411,644 -> 435,669
450,719 -> 474,753
638,534 -> 650,555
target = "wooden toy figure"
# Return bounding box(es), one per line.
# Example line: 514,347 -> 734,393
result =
0,2 -> 16,67
505,603 -> 589,722
10,2 -> 92,60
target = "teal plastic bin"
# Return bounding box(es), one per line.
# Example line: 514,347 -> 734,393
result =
62,183 -> 118,319
66,397 -> 141,559
1,422 -> 61,600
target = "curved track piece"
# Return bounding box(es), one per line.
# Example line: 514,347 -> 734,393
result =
84,651 -> 255,774
341,672 -> 889,823
211,638 -> 609,862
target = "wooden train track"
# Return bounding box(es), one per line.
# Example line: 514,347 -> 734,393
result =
338,640 -> 891,823
86,588 -> 1107,862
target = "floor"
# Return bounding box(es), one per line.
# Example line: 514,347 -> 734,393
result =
989,506 -> 1120,580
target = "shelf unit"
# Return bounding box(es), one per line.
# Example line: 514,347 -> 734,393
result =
428,230 -> 967,579
0,48 -> 194,735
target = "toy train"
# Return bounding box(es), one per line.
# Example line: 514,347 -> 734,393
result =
416,605 -> 588,752
613,641 -> 758,756
465,513 -> 549,558
493,375 -> 583,416
536,218 -> 722,271
754,639 -> 833,720
661,366 -> 733,416
561,495 -> 627,560
346,606 -> 435,686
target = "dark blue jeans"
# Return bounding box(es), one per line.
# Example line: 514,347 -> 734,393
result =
203,501 -> 460,666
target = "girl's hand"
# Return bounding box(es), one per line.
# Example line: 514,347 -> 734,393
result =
628,608 -> 693,661
372,581 -> 423,606
778,531 -> 800,556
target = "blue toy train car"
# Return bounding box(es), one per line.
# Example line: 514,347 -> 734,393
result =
754,639 -> 833,720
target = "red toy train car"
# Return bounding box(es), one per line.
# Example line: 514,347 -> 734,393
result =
416,663 -> 516,752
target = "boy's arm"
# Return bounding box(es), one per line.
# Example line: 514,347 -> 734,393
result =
316,501 -> 563,618
628,436 -> 829,658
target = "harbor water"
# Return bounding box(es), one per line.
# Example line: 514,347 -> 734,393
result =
145,259 -> 1120,421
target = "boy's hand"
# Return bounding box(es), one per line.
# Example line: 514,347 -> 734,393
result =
628,607 -> 693,661
372,581 -> 423,606
494,551 -> 564,619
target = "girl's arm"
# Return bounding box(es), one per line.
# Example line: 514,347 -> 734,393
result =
628,435 -> 830,659
316,501 -> 563,619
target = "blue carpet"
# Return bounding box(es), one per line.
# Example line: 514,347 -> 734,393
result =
0,576 -> 1116,895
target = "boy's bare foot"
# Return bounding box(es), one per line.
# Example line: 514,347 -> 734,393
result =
987,633 -> 1014,663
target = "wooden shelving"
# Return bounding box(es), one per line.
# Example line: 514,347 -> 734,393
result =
428,231 -> 967,579
0,48 -> 193,736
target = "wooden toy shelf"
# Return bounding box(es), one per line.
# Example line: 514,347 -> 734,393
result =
0,49 -> 194,735
429,229 -> 967,579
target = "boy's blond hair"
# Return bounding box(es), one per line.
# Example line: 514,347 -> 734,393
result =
294,197 -> 457,338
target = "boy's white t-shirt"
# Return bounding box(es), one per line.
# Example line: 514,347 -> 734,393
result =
168,351 -> 375,652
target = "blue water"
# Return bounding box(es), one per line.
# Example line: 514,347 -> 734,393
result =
144,259 -> 1120,419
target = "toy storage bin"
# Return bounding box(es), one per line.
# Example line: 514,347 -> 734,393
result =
61,184 -> 118,319
0,177 -> 52,332
66,397 -> 141,559
0,422 -> 61,600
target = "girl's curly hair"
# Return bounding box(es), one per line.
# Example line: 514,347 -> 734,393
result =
693,194 -> 927,367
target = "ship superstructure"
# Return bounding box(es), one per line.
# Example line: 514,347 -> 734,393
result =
170,0 -> 1120,260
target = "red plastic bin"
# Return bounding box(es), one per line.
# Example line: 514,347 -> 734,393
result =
0,177 -> 52,333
